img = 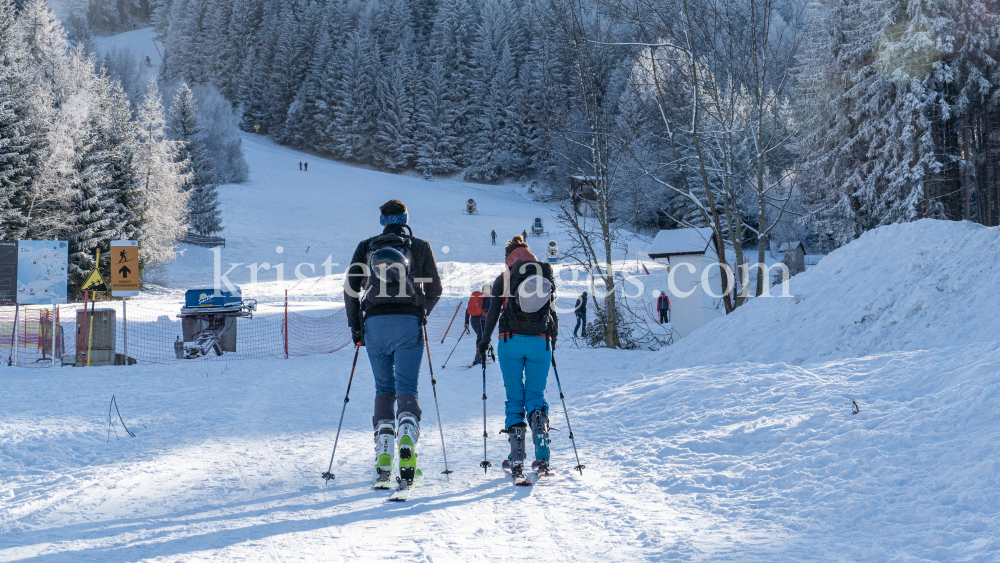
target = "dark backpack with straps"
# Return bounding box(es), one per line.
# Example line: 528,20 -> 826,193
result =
503,260 -> 556,337
360,232 -> 425,313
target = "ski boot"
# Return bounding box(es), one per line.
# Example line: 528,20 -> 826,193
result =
374,420 -> 395,488
396,412 -> 420,486
530,409 -> 554,476
504,423 -> 528,482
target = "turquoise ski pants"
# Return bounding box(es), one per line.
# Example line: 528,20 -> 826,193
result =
498,335 -> 551,429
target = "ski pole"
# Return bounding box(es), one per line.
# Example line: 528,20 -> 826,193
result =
423,324 -> 453,474
441,327 -> 469,368
479,361 -> 491,473
441,302 -> 462,343
551,354 -> 585,475
322,344 -> 360,481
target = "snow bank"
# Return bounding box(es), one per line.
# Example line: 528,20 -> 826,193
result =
665,219 -> 1000,366
575,340 -> 1000,560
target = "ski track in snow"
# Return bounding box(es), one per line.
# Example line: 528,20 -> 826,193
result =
3,29 -> 999,560
5,340 -> 999,560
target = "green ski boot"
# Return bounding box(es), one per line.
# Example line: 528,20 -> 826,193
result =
374,420 -> 395,489
396,412 -> 419,486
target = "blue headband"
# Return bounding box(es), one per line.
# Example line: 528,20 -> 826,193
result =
380,213 -> 408,226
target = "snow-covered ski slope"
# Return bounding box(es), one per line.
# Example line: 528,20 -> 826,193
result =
161,132 -> 580,303
664,219 -> 1000,366
4,32 -> 1000,558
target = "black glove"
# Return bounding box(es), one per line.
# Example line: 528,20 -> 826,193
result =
352,329 -> 365,346
478,339 -> 490,359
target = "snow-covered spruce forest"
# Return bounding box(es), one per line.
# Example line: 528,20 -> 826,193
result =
0,0 -> 246,295
147,0 -> 1000,245
6,0 -> 1000,293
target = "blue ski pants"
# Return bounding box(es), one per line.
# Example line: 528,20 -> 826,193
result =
365,315 -> 423,425
498,335 -> 551,429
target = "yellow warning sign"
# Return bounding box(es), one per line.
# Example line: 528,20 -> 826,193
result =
111,241 -> 140,297
81,268 -> 108,292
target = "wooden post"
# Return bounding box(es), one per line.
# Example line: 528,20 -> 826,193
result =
86,292 -> 95,367
10,304 -> 18,366
441,301 -> 462,343
284,289 -> 289,359
122,297 -> 127,365
81,290 -> 89,366
52,306 -> 57,367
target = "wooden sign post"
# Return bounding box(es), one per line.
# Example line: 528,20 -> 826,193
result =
111,241 -> 139,364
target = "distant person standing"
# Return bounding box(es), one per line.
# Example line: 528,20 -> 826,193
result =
304,161 -> 309,171
657,291 -> 670,324
573,292 -> 588,337
522,229 -> 527,240
299,161 -> 302,171
491,230 -> 497,246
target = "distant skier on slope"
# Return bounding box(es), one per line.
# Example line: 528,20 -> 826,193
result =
344,199 -> 443,489
464,284 -> 491,365
304,161 -> 309,171
299,161 -> 302,170
573,291 -> 588,337
657,291 -> 670,324
491,230 -> 497,245
478,236 -> 559,480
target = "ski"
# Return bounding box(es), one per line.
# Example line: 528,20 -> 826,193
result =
501,460 -> 533,486
388,469 -> 424,501
373,474 -> 394,490
532,461 -> 555,477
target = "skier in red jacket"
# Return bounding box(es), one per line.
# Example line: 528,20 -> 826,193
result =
464,284 -> 491,365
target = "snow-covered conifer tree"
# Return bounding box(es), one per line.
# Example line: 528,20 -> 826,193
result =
333,26 -> 379,162
373,37 -> 417,170
136,79 -> 190,265
0,0 -> 33,240
169,82 -> 221,235
415,60 -> 461,174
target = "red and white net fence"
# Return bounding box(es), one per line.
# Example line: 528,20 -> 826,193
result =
0,298 -> 473,368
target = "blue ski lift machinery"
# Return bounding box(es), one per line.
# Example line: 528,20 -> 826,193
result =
176,287 -> 256,358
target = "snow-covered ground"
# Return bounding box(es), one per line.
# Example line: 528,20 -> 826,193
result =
3,30 -> 999,559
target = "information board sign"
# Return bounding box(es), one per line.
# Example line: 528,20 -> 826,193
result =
0,241 -> 16,306
17,240 -> 68,304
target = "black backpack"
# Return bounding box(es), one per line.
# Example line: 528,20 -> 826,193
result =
503,260 -> 556,337
360,232 -> 425,313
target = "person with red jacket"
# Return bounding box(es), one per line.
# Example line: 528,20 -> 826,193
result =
464,284 -> 491,365
657,291 -> 670,324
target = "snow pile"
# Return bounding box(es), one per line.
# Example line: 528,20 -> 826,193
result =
577,340 -> 1000,559
666,219 -> 1000,366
